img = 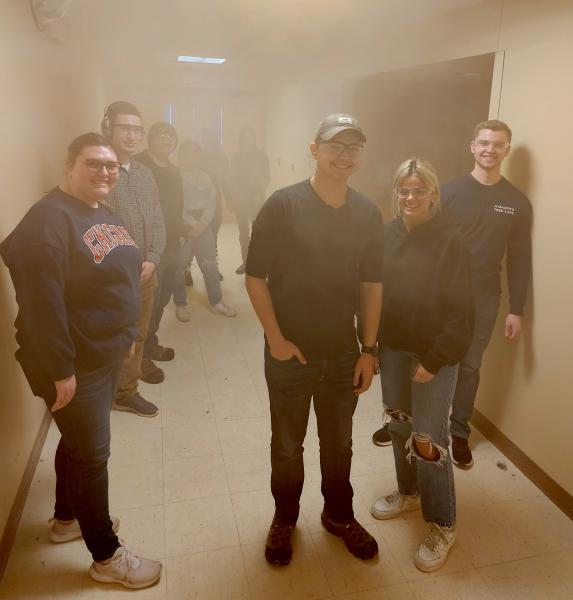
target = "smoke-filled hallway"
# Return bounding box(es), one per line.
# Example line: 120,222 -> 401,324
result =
0,223 -> 572,599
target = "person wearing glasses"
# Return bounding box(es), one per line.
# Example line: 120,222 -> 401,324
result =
371,158 -> 473,573
134,122 -> 183,363
101,101 -> 166,417
0,133 -> 162,588
230,126 -> 270,274
246,114 -> 383,566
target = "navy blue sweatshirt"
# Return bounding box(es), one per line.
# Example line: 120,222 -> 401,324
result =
379,215 -> 474,374
1,188 -> 142,393
442,175 -> 532,315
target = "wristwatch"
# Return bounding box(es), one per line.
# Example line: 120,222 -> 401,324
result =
361,344 -> 378,356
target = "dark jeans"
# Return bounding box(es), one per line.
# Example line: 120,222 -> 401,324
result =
46,360 -> 124,562
144,250 -> 178,356
450,290 -> 500,439
235,195 -> 263,264
264,347 -> 360,524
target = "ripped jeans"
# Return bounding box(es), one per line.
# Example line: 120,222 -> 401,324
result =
379,346 -> 458,527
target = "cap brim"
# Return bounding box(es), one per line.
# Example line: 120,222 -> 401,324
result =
319,125 -> 366,143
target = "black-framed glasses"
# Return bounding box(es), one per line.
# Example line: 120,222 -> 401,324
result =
396,188 -> 430,199
320,141 -> 364,158
112,124 -> 145,138
82,159 -> 121,175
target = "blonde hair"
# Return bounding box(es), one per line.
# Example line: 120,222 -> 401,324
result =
391,157 -> 440,218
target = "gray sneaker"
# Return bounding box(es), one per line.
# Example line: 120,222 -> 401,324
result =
50,516 -> 119,543
211,301 -> 237,317
415,523 -> 456,572
176,305 -> 190,322
371,490 -> 420,520
89,546 -> 162,589
113,393 -> 158,418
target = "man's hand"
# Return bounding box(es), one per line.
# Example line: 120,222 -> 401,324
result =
412,364 -> 435,384
124,341 -> 136,365
505,314 -> 523,340
353,353 -> 377,394
190,222 -> 208,237
51,375 -> 77,412
269,338 -> 307,364
140,261 -> 156,282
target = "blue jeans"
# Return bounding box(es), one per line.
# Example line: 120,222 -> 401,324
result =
173,229 -> 222,307
144,249 -> 178,356
265,347 -> 360,524
45,360 -> 124,561
450,290 -> 500,439
380,346 -> 457,527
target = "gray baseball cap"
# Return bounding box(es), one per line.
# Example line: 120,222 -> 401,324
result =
314,113 -> 366,143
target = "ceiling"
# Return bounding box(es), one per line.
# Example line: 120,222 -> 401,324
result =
67,0 -> 491,90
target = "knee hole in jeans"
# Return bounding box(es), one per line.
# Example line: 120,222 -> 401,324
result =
406,432 -> 448,465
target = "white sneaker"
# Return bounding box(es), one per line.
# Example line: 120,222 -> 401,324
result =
371,490 -> 420,520
211,301 -> 237,317
176,305 -> 190,322
89,546 -> 162,589
49,516 -> 119,543
415,523 -> 456,572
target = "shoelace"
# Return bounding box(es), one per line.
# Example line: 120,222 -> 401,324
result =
424,524 -> 448,552
108,547 -> 141,572
384,490 -> 401,505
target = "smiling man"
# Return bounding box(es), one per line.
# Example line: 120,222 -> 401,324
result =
101,101 -> 166,418
246,114 -> 384,566
442,120 -> 532,468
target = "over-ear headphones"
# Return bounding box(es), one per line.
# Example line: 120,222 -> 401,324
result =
101,104 -> 113,139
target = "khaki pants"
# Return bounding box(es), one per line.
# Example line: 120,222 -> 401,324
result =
115,273 -> 157,402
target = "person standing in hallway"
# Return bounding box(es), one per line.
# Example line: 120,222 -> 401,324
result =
443,120 -> 533,467
200,127 -> 231,276
135,121 -> 182,364
101,101 -> 166,417
246,114 -> 384,565
230,126 -> 270,274
0,133 -> 162,589
173,140 -> 237,319
370,158 -> 473,573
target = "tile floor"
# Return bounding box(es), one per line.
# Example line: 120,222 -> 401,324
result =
1,224 -> 572,599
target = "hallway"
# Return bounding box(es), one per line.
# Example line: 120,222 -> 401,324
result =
1,224 -> 572,599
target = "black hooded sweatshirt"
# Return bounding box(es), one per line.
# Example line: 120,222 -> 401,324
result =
0,188 -> 142,396
379,215 -> 474,374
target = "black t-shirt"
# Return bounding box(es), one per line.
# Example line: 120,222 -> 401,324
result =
246,179 -> 384,357
134,151 -> 184,253
441,174 -> 532,314
0,188 -> 142,391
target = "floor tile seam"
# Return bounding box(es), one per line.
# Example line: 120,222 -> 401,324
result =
304,526 -> 338,599
163,489 -> 232,506
165,540 -> 243,560
472,543 -> 573,571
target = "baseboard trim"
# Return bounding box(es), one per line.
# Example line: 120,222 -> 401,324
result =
472,408 -> 573,519
0,409 -> 52,583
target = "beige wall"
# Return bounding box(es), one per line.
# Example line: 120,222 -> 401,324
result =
265,0 -> 573,495
0,1 -> 107,536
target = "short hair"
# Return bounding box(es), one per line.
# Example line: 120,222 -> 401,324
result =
105,101 -> 142,126
391,157 -> 441,218
66,132 -> 114,165
472,119 -> 512,143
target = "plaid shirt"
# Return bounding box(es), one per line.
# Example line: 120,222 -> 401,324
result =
103,160 -> 166,265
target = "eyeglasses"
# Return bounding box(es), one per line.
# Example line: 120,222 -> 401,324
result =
112,124 -> 145,138
474,140 -> 509,150
320,141 -> 364,158
82,159 -> 121,175
396,188 -> 429,199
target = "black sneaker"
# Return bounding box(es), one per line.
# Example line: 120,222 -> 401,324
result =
372,424 -> 392,447
149,345 -> 175,362
265,513 -> 295,566
320,511 -> 378,560
113,393 -> 158,418
140,359 -> 164,384
235,264 -> 246,275
452,435 -> 474,469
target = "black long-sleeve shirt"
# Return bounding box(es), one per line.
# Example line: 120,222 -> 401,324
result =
0,188 -> 142,393
379,216 -> 474,374
441,174 -> 532,315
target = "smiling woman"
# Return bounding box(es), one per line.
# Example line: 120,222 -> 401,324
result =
0,132 -> 163,589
